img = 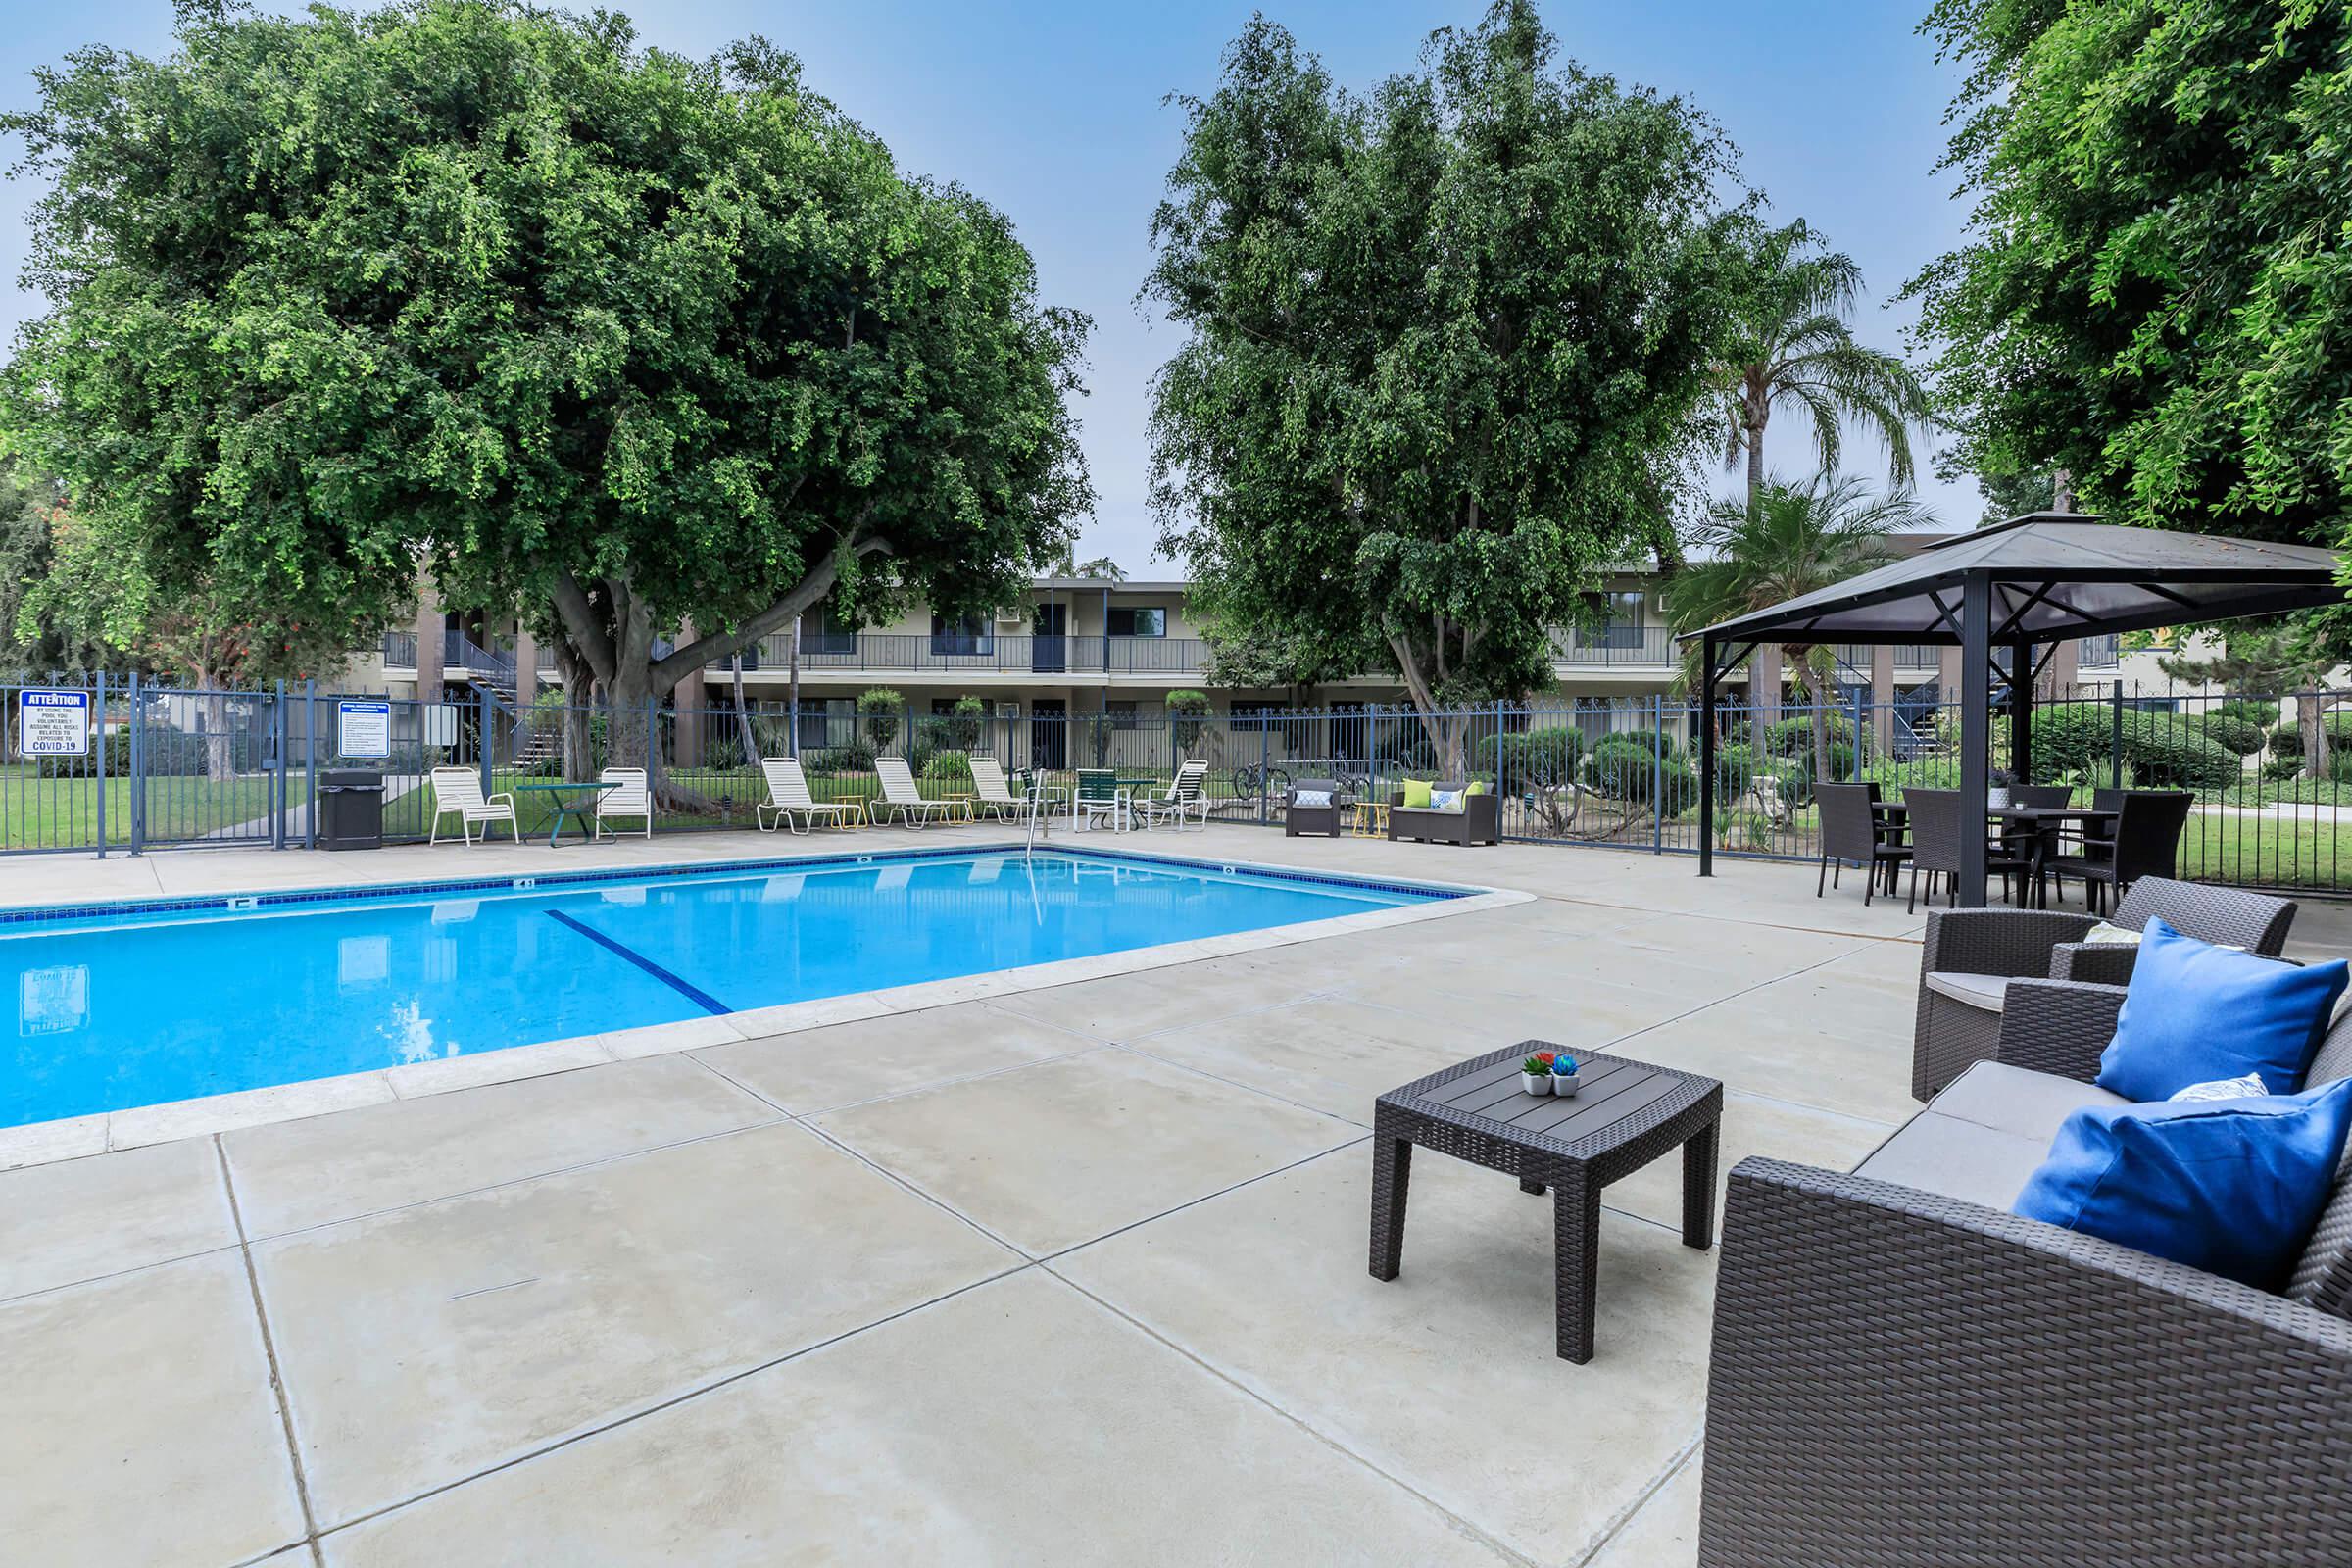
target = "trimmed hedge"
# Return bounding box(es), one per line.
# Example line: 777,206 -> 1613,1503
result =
1585,731 -> 1698,809
1477,728 -> 1585,790
2030,704 -> 2240,790
2196,713 -> 2269,756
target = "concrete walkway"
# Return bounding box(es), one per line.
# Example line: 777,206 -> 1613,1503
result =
0,825 -> 2331,1565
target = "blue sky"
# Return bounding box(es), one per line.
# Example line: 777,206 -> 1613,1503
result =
0,1 -> 1980,568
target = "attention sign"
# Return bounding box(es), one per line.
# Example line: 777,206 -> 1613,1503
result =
18,689 -> 91,757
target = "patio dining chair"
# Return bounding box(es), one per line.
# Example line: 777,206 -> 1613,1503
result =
593,767 -> 654,840
1072,768 -> 1123,832
2040,790 -> 2193,915
1902,788 -> 2032,912
1815,782 -> 1907,906
426,765 -> 519,847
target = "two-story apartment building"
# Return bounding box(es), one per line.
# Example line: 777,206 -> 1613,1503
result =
368,538 -> 2137,748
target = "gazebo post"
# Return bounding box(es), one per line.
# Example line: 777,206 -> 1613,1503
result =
1697,632 -> 1718,877
2007,637 -> 2034,787
1957,573 -> 1992,906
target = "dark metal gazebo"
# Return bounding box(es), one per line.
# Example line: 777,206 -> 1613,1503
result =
1686,514 -> 2346,905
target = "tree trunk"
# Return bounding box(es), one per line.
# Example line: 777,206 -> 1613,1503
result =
1745,416 -> 1766,515
1790,646 -> 1832,789
553,644 -> 596,780
730,656 -> 759,764
2301,691 -> 2329,781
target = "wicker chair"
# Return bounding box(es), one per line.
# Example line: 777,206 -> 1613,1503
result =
2042,789 -> 2194,915
1815,782 -> 1908,904
1902,788 -> 2032,913
1909,875 -> 2297,1102
1282,777 -> 1350,838
1701,979 -> 2352,1568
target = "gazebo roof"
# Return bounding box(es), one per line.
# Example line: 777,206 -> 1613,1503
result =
1687,514 -> 2344,647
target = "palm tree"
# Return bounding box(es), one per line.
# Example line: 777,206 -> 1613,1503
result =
1721,220 -> 1933,514
1666,473 -> 1924,788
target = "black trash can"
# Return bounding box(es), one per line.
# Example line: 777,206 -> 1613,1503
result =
318,768 -> 386,850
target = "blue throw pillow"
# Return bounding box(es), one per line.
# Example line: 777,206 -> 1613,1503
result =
2015,1078 -> 2352,1290
2094,919 -> 2348,1102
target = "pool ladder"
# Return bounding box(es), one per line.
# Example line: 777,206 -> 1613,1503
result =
1024,777 -> 1050,858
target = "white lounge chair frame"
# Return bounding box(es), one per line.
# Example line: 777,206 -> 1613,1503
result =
1137,760 -> 1211,831
594,766 -> 654,840
427,765 -> 519,846
874,757 -> 959,829
966,756 -> 1025,821
756,756 -> 861,834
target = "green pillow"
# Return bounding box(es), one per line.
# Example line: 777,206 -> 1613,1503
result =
1464,779 -> 1487,796
1401,778 -> 1433,809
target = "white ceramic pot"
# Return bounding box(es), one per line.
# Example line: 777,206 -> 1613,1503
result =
1521,1071 -> 1553,1096
1988,787 -> 2011,809
1552,1069 -> 1582,1097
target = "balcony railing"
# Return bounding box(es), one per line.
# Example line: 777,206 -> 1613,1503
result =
2078,633 -> 2122,669
733,632 -> 1214,676
1830,643 -> 1943,673
1548,626 -> 1680,665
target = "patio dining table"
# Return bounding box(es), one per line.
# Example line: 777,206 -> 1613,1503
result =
1872,801 -> 2119,906
511,778 -> 619,847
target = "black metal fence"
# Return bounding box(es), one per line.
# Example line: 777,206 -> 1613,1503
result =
3,679 -> 2346,893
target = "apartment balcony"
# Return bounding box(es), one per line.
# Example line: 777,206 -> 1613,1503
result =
1548,626 -> 1680,666
732,632 -> 1215,679
2078,633 -> 2122,669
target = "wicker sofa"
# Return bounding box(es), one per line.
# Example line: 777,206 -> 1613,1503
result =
1911,876 -> 2296,1102
1387,781 -> 1499,846
1700,977 -> 2352,1567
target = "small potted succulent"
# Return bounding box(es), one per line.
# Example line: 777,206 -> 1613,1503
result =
1550,1052 -> 1582,1096
1987,767 -> 2014,810
1521,1052 -> 1555,1095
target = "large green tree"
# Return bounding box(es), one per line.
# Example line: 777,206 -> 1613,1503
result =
1718,219 -> 1931,514
1907,0 -> 2352,571
3,2 -> 1090,777
1143,2 -> 1740,773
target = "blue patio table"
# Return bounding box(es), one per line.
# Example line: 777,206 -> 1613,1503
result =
511,778 -> 619,846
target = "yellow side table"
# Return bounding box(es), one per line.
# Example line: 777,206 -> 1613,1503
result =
1350,800 -> 1390,839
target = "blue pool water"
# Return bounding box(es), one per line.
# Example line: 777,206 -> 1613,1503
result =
0,849 -> 1452,1127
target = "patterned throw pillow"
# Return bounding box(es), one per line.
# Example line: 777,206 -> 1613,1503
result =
1292,789 -> 1332,808
1429,788 -> 1463,811
2171,1073 -> 2271,1103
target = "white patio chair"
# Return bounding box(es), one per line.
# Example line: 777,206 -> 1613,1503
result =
755,756 -> 861,834
427,765 -> 518,846
873,757 -> 958,829
1136,759 -> 1211,831
966,756 -> 1026,821
594,767 -> 654,840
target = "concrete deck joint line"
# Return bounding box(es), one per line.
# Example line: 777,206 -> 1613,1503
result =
213,1136 -> 326,1568
1569,1430 -> 1707,1567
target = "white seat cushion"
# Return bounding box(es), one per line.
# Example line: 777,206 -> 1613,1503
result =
1928,1060 -> 2131,1143
1851,1110 -> 2053,1212
1922,970 -> 2014,1012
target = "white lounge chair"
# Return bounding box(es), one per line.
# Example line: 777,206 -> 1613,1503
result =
873,757 -> 960,828
1137,760 -> 1211,831
594,767 -> 653,840
756,756 -> 861,834
966,756 -> 1025,821
427,765 -> 518,846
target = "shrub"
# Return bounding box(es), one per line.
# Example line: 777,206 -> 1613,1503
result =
699,734 -> 748,772
856,688 -> 903,750
2263,755 -> 2307,781
2271,725 -> 2305,760
2195,713 -> 2268,756
1166,689 -> 1213,752
922,750 -> 973,789
1585,731 -> 1697,809
2030,704 -> 2239,791
1476,728 -> 1585,790
1764,710 -> 1855,758
2213,698 -> 2278,731
806,741 -> 875,774
944,696 -> 985,750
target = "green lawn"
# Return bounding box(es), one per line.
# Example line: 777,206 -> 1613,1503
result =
0,764 -> 306,849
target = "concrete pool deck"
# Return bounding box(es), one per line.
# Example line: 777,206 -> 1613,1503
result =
0,824 -> 2342,1565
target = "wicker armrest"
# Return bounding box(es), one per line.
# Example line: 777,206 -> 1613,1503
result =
2047,940 -> 2137,986
1920,907 -> 2097,980
1700,1157 -> 2352,1568
1994,978 -> 2126,1083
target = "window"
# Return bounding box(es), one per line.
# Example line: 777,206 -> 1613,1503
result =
1106,700 -> 1141,731
802,606 -> 857,656
1106,606 -> 1166,638
1582,591 -> 1646,649
929,612 -> 992,656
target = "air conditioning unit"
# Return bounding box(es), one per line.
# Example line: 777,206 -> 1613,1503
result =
995,701 -> 1020,718
995,608 -> 1028,629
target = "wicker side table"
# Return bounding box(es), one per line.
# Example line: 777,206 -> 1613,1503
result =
1369,1044 -> 1723,1363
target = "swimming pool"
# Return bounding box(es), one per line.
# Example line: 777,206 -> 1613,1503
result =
0,848 -> 1458,1128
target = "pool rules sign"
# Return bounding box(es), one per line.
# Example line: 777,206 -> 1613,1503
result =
18,688 -> 90,757
337,699 -> 393,760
